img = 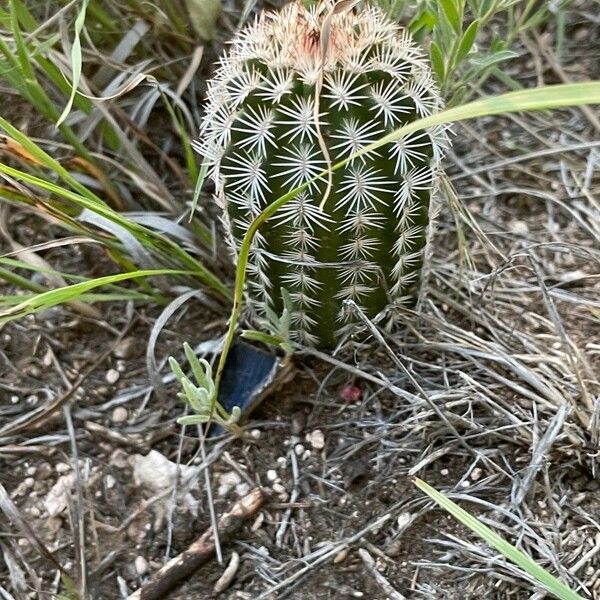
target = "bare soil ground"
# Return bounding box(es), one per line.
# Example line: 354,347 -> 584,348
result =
1,3 -> 599,600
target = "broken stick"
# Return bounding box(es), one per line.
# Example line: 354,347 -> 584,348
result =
127,487 -> 266,600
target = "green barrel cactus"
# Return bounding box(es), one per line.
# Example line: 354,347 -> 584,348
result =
199,0 -> 448,349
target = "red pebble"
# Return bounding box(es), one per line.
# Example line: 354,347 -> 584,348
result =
339,384 -> 362,403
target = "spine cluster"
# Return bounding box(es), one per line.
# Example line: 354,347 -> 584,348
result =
200,1 -> 448,349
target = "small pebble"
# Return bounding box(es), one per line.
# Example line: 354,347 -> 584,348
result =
46,517 -> 63,534
113,337 -> 138,359
105,369 -> 120,384
272,482 -> 286,495
25,395 -> 39,406
251,513 -> 264,531
134,555 -> 149,576
217,471 -> 242,497
266,469 -> 278,482
460,480 -> 470,488
396,512 -> 412,530
235,482 -> 250,496
339,384 -> 361,403
36,462 -> 53,480
308,429 -> 325,450
127,521 -> 147,544
440,468 -> 449,476
249,428 -> 261,439
276,456 -> 287,468
294,444 -> 305,456
55,462 -> 71,474
10,395 -> 19,404
110,449 -> 129,469
333,548 -> 349,564
105,474 -> 116,489
471,467 -> 482,481
111,407 -> 128,424
509,220 -> 529,235
29,506 -> 41,518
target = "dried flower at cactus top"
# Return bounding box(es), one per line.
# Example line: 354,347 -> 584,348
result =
199,0 -> 449,349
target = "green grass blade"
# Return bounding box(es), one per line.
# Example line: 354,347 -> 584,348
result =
414,479 -> 585,600
0,162 -> 231,298
57,0 -> 91,127
0,268 -> 192,324
0,115 -> 105,205
357,81 -> 600,161
210,80 -> 600,418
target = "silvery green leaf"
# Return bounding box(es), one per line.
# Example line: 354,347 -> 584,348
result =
178,414 -> 210,425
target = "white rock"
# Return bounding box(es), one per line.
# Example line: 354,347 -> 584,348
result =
294,444 -> 305,456
308,429 -> 325,450
249,429 -> 261,439
217,471 -> 242,497
105,369 -> 120,384
333,548 -> 349,564
397,512 -> 412,530
55,462 -> 71,474
111,407 -> 128,424
134,555 -> 149,576
266,470 -> 278,482
110,449 -> 129,469
105,475 -> 116,489
44,474 -> 76,516
131,450 -> 199,495
272,482 -> 286,494
235,482 -> 250,497
113,337 -> 137,359
470,467 -> 482,481
509,220 -> 529,234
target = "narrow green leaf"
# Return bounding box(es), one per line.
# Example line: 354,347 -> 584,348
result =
439,0 -> 462,34
0,160 -> 231,298
185,0 -> 221,41
430,41 -> 446,84
210,81 -> 600,415
359,82 -> 600,160
178,414 -> 210,425
0,269 -> 192,324
414,479 -> 585,600
408,8 -> 437,36
455,18 -> 479,65
471,49 -> 519,68
57,0 -> 91,127
9,1 -> 35,79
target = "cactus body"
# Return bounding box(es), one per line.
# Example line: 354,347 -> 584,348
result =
200,1 -> 448,349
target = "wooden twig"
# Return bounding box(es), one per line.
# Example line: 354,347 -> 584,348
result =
358,548 -> 407,600
126,488 -> 266,600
